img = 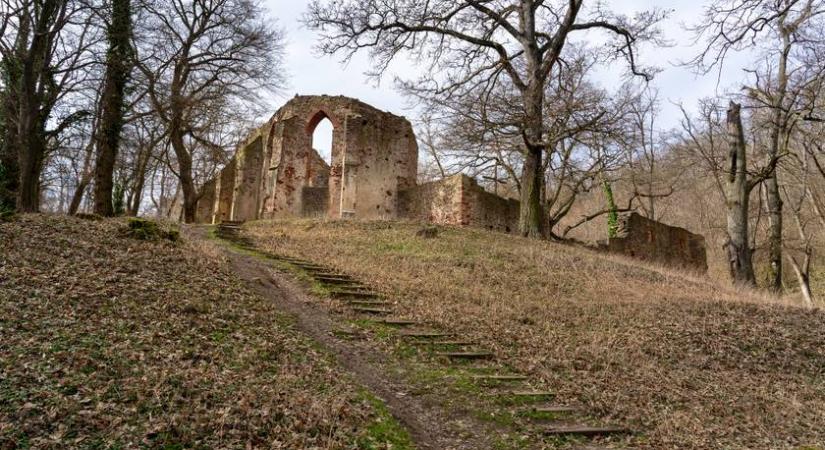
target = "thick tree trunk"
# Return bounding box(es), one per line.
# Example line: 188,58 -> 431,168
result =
16,143 -> 43,212
14,0 -> 60,213
518,79 -> 545,237
169,125 -> 198,223
93,0 -> 133,216
725,102 -> 756,286
765,171 -> 783,289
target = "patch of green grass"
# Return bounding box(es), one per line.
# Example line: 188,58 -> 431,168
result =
356,390 -> 415,450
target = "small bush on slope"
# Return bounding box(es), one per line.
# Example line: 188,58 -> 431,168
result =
248,219 -> 825,450
0,215 -> 385,449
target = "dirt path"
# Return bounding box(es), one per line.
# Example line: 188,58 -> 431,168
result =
205,231 -> 496,450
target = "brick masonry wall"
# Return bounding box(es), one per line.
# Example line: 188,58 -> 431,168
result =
195,179 -> 216,224
213,158 -> 236,224
399,174 -> 519,233
607,212 -> 708,272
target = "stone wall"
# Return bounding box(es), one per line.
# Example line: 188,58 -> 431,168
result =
231,134 -> 264,222
301,187 -> 329,217
607,212 -> 708,272
212,158 -> 236,224
195,179 -> 216,224
261,95 -> 418,220
398,175 -> 463,225
399,174 -> 519,233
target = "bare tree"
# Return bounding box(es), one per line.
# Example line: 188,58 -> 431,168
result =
135,0 -> 284,222
0,0 -> 98,212
92,0 -> 133,216
305,0 -> 666,237
726,102 -> 758,286
691,0 -> 825,291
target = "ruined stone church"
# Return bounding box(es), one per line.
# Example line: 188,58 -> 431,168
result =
196,95 -> 520,232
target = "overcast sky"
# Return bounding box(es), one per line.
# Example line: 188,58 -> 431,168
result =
263,1 -> 755,156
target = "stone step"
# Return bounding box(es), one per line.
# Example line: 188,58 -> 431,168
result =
472,375 -> 529,382
437,351 -> 494,360
542,426 -> 628,437
352,307 -> 394,315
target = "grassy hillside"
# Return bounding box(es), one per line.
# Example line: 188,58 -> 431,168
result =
247,219 -> 825,450
0,215 -> 404,449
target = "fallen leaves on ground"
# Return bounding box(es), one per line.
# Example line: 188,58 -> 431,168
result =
247,219 -> 825,450
0,214 -> 380,449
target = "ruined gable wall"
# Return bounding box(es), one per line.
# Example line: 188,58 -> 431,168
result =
341,110 -> 417,219
230,134 -> 264,221
607,212 -> 708,272
195,179 -> 216,224
258,95 -> 416,220
212,158 -> 236,223
459,176 -> 520,233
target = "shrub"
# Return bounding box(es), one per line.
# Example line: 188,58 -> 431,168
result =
122,218 -> 179,242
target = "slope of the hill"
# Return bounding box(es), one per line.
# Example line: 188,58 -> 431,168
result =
247,219 -> 825,450
0,215 -> 404,449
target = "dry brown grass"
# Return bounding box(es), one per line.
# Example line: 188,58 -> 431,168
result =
0,214 -> 387,449
247,219 -> 825,450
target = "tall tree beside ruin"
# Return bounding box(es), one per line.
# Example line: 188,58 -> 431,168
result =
305,0 -> 666,237
725,102 -> 757,286
692,0 -> 825,291
136,0 -> 284,223
93,0 -> 133,216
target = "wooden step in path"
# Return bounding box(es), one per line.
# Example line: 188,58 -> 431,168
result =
527,405 -> 582,414
352,307 -> 394,315
542,425 -> 628,437
379,318 -> 418,326
436,351 -> 494,360
472,374 -> 528,382
330,290 -> 382,299
411,340 -> 476,346
348,300 -> 393,307
399,331 -> 452,339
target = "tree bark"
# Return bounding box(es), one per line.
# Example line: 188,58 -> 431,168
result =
517,6 -> 546,238
14,0 -> 62,213
788,250 -> 814,308
93,0 -> 132,216
725,102 -> 757,286
169,123 -> 198,223
763,24 -> 792,292
68,137 -> 96,214
127,144 -> 152,215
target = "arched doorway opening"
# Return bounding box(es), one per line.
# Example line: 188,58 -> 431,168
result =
305,111 -> 333,189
